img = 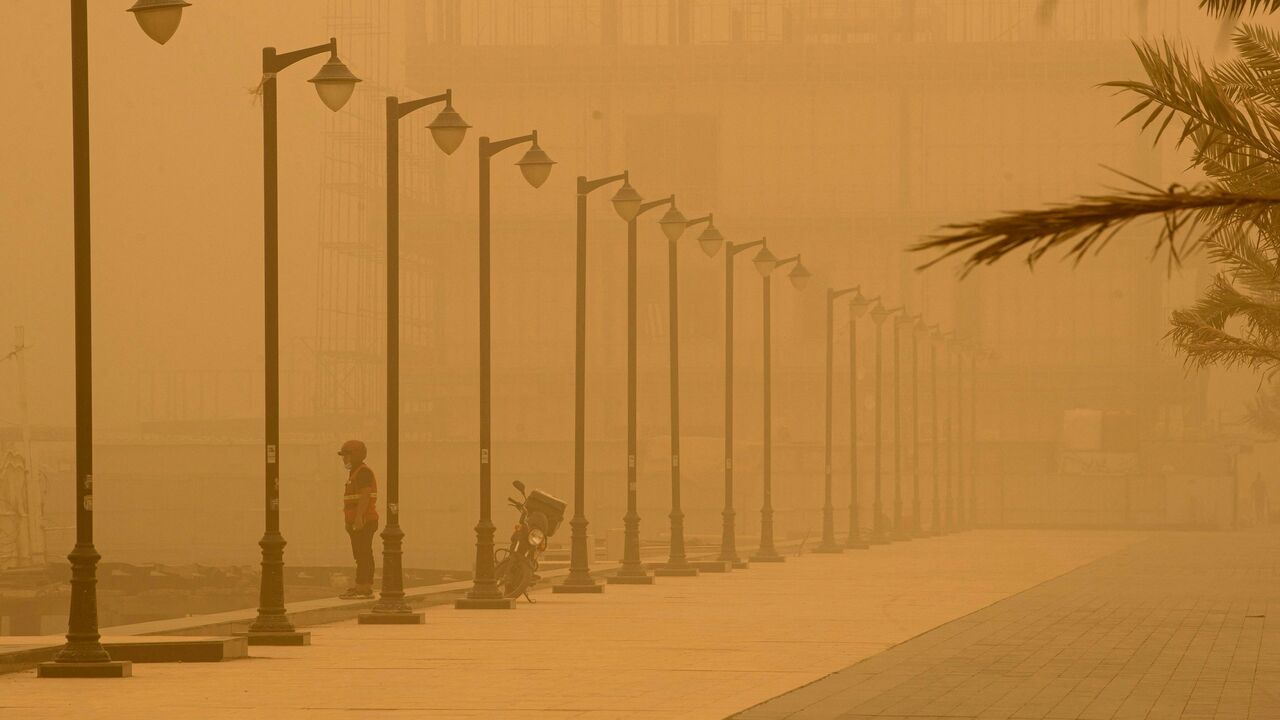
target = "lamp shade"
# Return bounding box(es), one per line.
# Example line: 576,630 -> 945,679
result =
658,205 -> 687,241
698,223 -> 724,257
516,143 -> 555,188
127,0 -> 189,45
753,247 -> 778,277
309,52 -> 361,112
869,301 -> 888,325
427,104 -> 470,155
611,181 -> 643,222
849,289 -> 871,318
788,261 -> 811,290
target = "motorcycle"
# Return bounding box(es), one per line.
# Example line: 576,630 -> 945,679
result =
495,480 -> 567,601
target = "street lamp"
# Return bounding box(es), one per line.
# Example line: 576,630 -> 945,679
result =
954,339 -> 967,531
658,210 -> 726,576
750,245 -> 809,562
908,315 -> 925,537
246,36 -> 358,646
940,331 -> 956,533
969,346 -> 987,528
814,284 -> 863,554
845,290 -> 873,549
704,236 -> 767,570
359,90 -> 468,626
892,312 -> 914,542
553,168 -> 630,596
608,189 -> 672,587
127,0 -> 189,45
40,0 -> 197,680
926,324 -> 942,536
457,130 -> 554,609
867,301 -> 900,544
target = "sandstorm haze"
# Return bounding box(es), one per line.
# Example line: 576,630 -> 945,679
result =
0,2 -> 1266,596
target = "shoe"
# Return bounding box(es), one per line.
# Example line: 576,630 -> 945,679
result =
338,587 -> 363,600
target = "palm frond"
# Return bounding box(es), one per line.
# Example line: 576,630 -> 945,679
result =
1106,40 -> 1280,175
1167,309 -> 1280,370
1204,221 -> 1280,291
1245,380 -> 1280,435
1200,0 -> 1280,17
912,185 -> 1280,272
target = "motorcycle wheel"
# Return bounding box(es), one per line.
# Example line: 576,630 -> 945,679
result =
498,555 -> 533,599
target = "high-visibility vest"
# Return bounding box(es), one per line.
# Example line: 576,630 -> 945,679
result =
343,464 -> 379,524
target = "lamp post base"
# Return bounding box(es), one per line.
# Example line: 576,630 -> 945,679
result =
552,582 -> 605,594
455,596 -> 516,609
357,611 -> 424,625
812,544 -> 844,554
654,565 -> 699,577
608,573 -> 655,585
750,552 -> 785,563
37,660 -> 131,678
239,631 -> 311,646
731,559 -> 751,569
692,560 -> 733,572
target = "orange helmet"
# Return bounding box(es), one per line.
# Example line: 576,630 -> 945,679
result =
337,440 -> 367,463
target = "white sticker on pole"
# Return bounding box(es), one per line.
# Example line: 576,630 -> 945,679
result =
481,448 -> 490,464
628,454 -> 636,468
725,458 -> 733,470
672,455 -> 679,468
267,444 -> 277,464
83,495 -> 93,511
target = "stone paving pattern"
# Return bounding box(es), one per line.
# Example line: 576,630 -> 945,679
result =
0,530 -> 1143,719
735,528 -> 1280,720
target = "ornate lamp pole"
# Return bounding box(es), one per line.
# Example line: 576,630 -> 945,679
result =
656,210 -> 724,578
457,131 -> 555,609
927,325 -> 943,536
553,169 -> 637,595
908,315 -> 924,537
969,347 -> 984,528
608,189 -> 670,587
867,301 -> 900,544
845,290 -> 873,549
891,311 -> 911,541
38,0 -> 192,680
245,37 -> 360,646
814,285 -> 863,554
954,339 -> 966,531
704,237 -> 764,569
359,91 -> 468,624
941,331 -> 956,533
749,244 -> 811,562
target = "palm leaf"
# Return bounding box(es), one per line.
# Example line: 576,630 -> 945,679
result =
1199,0 -> 1280,17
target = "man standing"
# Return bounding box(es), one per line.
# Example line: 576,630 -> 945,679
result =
338,440 -> 379,599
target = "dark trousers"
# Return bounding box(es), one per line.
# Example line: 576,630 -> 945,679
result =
347,521 -> 378,586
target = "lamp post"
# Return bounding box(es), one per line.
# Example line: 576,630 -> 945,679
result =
867,301 -> 900,544
969,347 -> 982,528
706,238 -> 766,569
908,315 -> 924,537
954,340 -> 966,531
656,209 -> 723,578
891,311 -> 911,541
457,131 -> 554,609
815,285 -> 862,554
750,244 -> 810,562
359,91 -> 468,625
246,36 -> 360,646
553,169 -> 634,595
941,332 -> 956,533
38,0 -> 192,680
608,187 -> 668,587
928,325 -> 942,536
845,290 -> 873,549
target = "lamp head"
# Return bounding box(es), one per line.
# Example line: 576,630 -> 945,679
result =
752,246 -> 778,277
611,179 -> 643,222
658,205 -> 688,241
848,288 -> 871,318
869,301 -> 889,325
697,222 -> 724,258
788,261 -> 811,290
308,41 -> 361,112
516,136 -> 555,188
427,101 -> 470,155
128,0 -> 189,45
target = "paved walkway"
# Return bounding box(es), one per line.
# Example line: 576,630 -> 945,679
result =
735,528 -> 1280,720
0,530 -> 1145,719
